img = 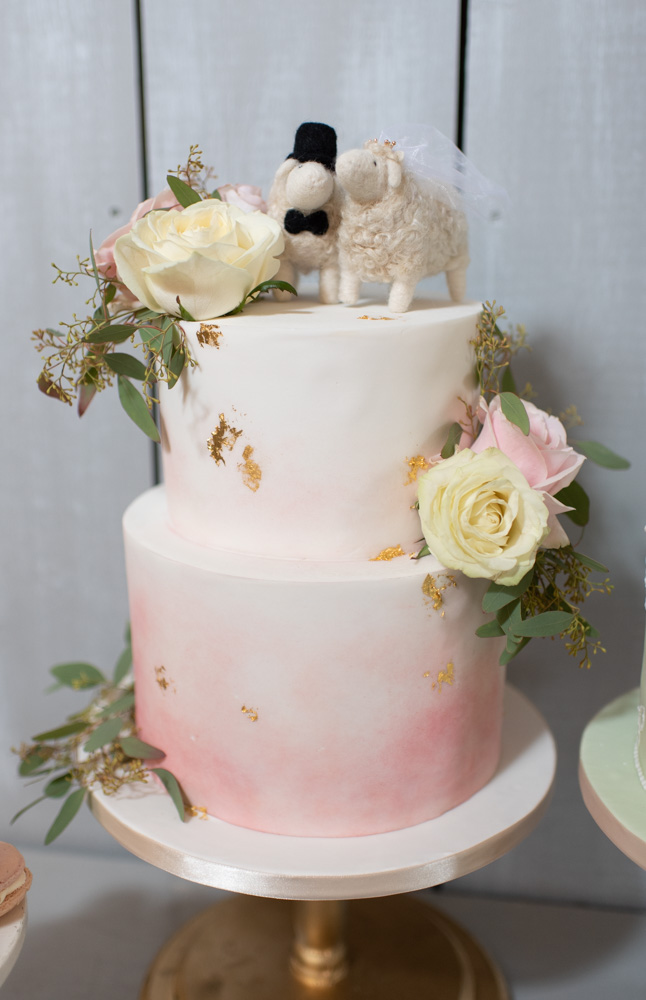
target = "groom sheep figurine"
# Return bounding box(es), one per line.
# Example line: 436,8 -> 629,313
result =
267,122 -> 341,303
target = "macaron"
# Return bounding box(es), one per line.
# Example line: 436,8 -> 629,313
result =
0,843 -> 31,917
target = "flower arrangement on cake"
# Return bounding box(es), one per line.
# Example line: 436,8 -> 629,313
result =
415,302 -> 629,671
33,146 -> 294,441
17,125 -> 629,842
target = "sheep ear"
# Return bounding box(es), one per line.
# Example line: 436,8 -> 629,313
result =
274,157 -> 298,180
386,156 -> 403,189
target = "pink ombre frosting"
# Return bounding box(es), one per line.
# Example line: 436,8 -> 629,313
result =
125,487 -> 505,837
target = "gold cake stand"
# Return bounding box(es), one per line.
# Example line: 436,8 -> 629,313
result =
90,685 -> 556,998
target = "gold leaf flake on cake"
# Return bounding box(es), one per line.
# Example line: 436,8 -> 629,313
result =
207,414 -> 243,465
241,705 -> 259,722
188,806 -> 208,820
371,544 -> 406,562
421,574 -> 457,614
238,444 -> 262,492
196,323 -> 222,348
433,662 -> 455,692
357,314 -> 395,321
405,455 -> 430,484
155,665 -> 174,692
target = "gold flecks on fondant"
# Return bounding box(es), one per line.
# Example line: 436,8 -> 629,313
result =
422,574 -> 457,615
357,314 -> 395,321
405,455 -> 430,484
155,665 -> 173,691
371,544 -> 406,562
188,806 -> 208,820
238,444 -> 262,492
207,414 -> 243,465
241,705 -> 259,722
196,323 -> 222,347
424,662 -> 455,692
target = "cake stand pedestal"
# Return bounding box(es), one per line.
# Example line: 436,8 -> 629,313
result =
0,900 -> 27,990
579,687 -> 646,870
90,685 -> 556,999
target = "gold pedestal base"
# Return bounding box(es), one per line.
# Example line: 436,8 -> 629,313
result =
140,895 -> 508,999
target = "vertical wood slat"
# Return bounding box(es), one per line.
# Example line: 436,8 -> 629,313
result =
0,0 -> 152,851
140,0 -> 463,199
459,0 -> 646,907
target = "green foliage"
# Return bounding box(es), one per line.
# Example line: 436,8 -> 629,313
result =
152,768 -> 186,821
572,440 -> 630,469
499,392 -> 530,435
14,633 -> 187,843
166,173 -> 202,207
555,480 -> 590,526
440,422 -> 463,460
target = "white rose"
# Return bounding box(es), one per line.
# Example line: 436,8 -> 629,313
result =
113,200 -> 284,320
417,447 -> 550,586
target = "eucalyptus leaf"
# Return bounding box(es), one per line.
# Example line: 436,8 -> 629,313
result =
104,283 -> 117,305
475,619 -> 505,638
120,737 -> 166,760
37,373 -> 68,403
571,440 -> 630,469
495,598 -> 522,634
211,188 -> 222,200
118,376 -> 160,442
499,392 -> 530,435
99,691 -> 135,718
31,721 -> 88,742
85,324 -> 135,345
512,610 -> 575,637
19,750 -> 49,776
84,717 -> 124,753
555,480 -> 590,526
440,422 -> 463,460
151,768 -> 186,821
500,366 -> 517,393
45,774 -> 73,799
11,796 -> 48,824
570,550 -> 609,574
499,636 -> 531,665
482,569 -> 534,613
105,352 -> 148,380
166,174 -> 202,207
50,662 -> 105,689
113,646 -> 132,684
414,543 -> 430,560
161,326 -> 175,366
167,346 -> 186,388
44,787 -> 86,845
247,279 -> 298,298
176,299 -> 196,322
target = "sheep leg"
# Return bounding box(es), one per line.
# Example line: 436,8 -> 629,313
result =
339,268 -> 362,306
445,253 -> 469,303
388,277 -> 417,313
273,258 -> 299,301
319,263 -> 340,304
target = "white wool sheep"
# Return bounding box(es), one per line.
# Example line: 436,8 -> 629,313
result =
267,158 -> 342,304
335,140 -> 469,313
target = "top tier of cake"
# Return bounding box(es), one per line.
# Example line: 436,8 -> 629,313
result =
159,297 -> 480,561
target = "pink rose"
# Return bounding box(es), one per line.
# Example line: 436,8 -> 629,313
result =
470,396 -> 585,547
217,183 -> 267,214
95,188 -> 181,281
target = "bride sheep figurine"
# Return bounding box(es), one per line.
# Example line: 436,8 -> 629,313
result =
267,122 -> 341,304
335,139 -> 469,313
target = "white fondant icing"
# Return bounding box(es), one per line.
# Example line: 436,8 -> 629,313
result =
159,297 -> 480,561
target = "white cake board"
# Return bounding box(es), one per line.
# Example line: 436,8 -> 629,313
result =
90,685 -> 556,900
579,687 -> 646,870
0,900 -> 26,990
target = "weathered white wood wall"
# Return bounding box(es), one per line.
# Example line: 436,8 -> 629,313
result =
1,0 -> 644,913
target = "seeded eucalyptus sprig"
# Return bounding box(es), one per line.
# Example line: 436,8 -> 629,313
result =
13,629 -> 187,844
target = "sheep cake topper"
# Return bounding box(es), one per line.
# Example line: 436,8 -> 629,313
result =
335,124 -> 508,313
267,122 -> 341,304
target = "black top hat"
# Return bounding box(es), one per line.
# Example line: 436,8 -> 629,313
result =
288,122 -> 337,171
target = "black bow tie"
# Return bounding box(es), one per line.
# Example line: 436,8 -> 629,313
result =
284,209 -> 329,236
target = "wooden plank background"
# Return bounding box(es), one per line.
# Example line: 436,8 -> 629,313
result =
1,0 -> 644,913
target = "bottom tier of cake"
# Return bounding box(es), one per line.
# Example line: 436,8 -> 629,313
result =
124,487 -> 506,838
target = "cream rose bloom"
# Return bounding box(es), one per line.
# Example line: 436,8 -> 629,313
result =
418,447 -> 550,586
113,200 -> 284,320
